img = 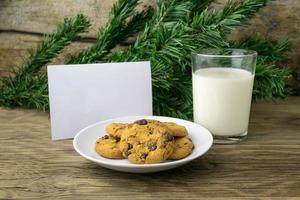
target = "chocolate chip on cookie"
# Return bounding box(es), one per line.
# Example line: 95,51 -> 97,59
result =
102,135 -> 109,139
165,133 -> 174,141
127,143 -> 133,150
124,150 -> 131,158
148,144 -> 157,151
134,119 -> 148,125
140,153 -> 148,160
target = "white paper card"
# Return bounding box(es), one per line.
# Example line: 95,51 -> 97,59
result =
48,61 -> 152,140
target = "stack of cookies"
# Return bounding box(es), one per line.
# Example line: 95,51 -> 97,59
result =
95,119 -> 194,164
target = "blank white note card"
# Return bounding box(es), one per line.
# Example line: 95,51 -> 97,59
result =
48,61 -> 152,140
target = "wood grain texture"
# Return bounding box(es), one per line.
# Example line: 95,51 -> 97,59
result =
0,97 -> 299,199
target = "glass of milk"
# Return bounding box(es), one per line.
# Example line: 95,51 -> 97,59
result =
192,49 -> 257,144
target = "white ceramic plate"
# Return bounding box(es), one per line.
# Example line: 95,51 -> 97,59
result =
73,116 -> 213,173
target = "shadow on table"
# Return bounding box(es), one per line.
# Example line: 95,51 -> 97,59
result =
88,156 -> 217,180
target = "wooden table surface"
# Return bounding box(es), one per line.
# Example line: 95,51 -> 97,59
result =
0,97 -> 299,199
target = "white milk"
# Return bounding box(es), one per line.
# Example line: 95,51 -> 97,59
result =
192,68 -> 254,136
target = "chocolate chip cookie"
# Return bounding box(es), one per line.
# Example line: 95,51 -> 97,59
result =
95,135 -> 123,159
119,119 -> 175,164
169,137 -> 194,160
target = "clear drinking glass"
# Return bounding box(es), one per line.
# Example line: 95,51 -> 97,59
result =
191,49 -> 257,144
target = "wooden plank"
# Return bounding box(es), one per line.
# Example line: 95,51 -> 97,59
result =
0,97 -> 299,199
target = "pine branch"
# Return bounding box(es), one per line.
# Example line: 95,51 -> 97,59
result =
0,14 -> 91,109
153,71 -> 193,119
192,0 -> 268,36
18,13 -> 90,76
0,73 -> 49,110
67,0 -> 141,64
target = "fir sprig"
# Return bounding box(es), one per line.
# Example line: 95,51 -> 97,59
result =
192,0 -> 268,36
18,13 -> 90,76
0,14 -> 91,109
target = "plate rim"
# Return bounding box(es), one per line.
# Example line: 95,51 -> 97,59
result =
73,115 -> 213,168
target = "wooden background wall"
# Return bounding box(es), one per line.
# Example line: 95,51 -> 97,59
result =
0,0 -> 299,94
